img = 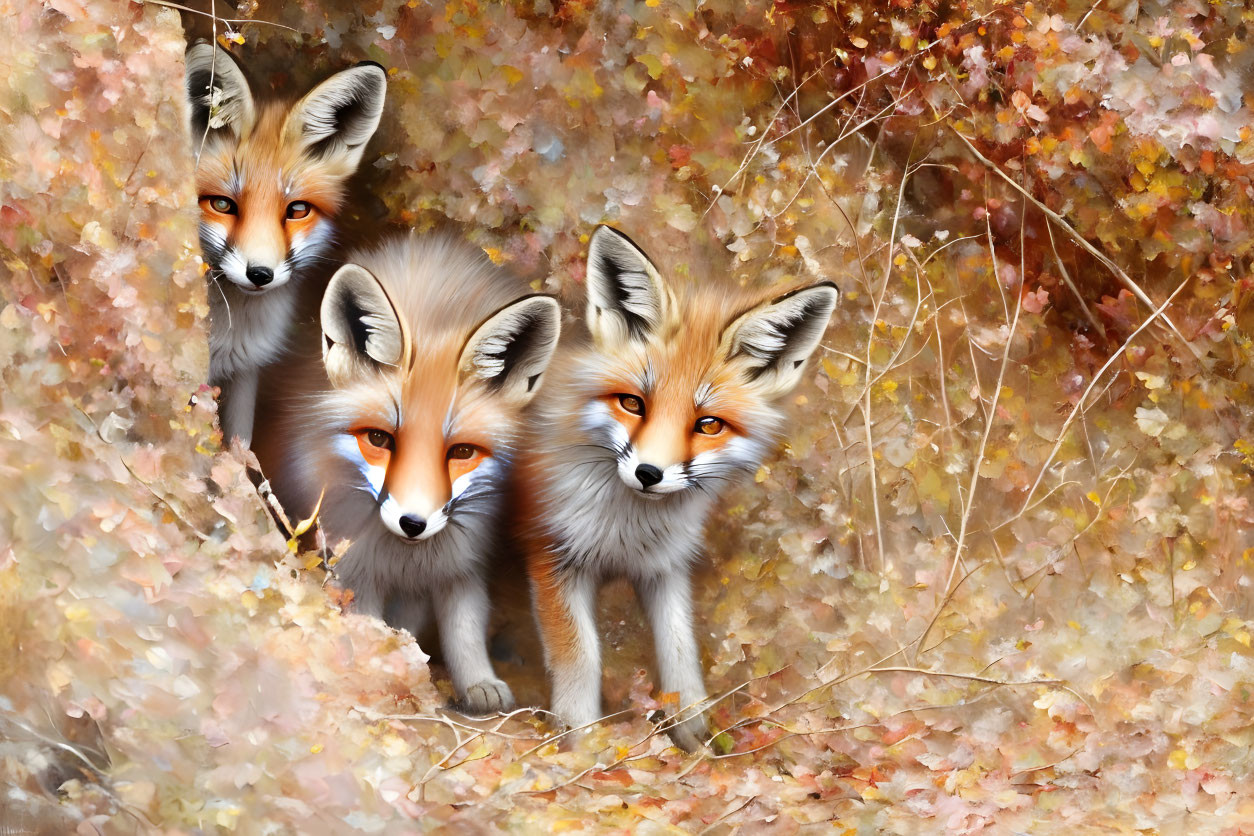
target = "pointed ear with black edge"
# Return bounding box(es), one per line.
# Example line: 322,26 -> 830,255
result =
584,225 -> 668,347
285,62 -> 387,171
458,295 -> 561,407
721,282 -> 839,398
321,264 -> 407,387
185,42 -> 255,145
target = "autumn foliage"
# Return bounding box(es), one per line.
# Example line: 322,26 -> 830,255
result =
3,0 -> 1254,832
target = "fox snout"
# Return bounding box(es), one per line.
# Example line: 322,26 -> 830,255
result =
617,417 -> 692,496
617,444 -> 690,496
379,487 -> 450,542
245,265 -> 274,287
635,463 -> 663,487
200,226 -> 294,293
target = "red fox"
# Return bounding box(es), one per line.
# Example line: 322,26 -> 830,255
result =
184,43 -> 386,444
255,233 -> 560,713
515,225 -> 837,749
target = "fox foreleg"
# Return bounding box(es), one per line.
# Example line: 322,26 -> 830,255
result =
530,558 -> 603,730
435,575 -> 514,715
388,595 -> 431,639
219,366 -> 258,445
635,569 -> 709,752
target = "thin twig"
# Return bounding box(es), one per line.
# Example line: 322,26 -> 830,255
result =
949,126 -> 1199,360
1010,274 -> 1192,521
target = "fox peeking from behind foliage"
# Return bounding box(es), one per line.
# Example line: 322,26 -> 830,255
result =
184,43 -> 386,444
254,234 -> 561,713
515,225 -> 838,750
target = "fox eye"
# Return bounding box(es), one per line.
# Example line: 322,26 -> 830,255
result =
617,394 -> 645,416
204,196 -> 237,216
286,201 -> 312,220
695,417 -> 725,436
448,444 -> 479,460
363,429 -> 394,450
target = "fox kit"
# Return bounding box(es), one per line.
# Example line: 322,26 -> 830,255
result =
184,43 -> 386,443
256,234 -> 560,713
517,226 -> 837,750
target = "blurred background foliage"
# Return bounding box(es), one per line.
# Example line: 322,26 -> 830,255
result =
2,0 -> 1254,831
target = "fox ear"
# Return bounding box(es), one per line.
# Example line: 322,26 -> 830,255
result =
585,225 -> 667,346
459,295 -> 561,406
321,264 -> 407,387
285,62 -> 386,170
185,43 -> 255,145
722,283 -> 839,397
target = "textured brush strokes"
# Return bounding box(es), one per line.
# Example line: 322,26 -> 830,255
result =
2,0 -> 1254,832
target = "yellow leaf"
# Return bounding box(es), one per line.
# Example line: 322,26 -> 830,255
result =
64,603 -> 91,622
289,489 -> 325,551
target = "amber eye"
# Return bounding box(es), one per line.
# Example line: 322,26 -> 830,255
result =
448,443 -> 478,460
364,429 -> 394,450
204,195 -> 237,215
695,416 -> 725,436
286,201 -> 312,220
617,394 -> 645,416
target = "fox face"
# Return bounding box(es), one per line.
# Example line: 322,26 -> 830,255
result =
317,254 -> 560,543
571,226 -> 838,499
184,44 -> 385,294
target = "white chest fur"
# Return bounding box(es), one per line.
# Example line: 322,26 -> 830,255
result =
207,281 -> 298,384
542,455 -> 714,579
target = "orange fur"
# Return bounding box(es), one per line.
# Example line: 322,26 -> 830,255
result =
195,104 -> 343,266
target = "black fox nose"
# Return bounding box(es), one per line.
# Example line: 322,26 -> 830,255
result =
635,464 -> 663,488
398,515 -> 427,538
398,513 -> 428,538
245,265 -> 273,287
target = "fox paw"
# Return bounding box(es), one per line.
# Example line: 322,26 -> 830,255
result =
460,678 -> 515,715
664,712 -> 708,753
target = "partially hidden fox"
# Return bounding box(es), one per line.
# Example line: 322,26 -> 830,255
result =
184,43 -> 386,444
515,225 -> 838,749
254,233 -> 561,713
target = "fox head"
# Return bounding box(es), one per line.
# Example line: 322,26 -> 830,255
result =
318,256 -> 560,543
184,43 -> 386,294
572,225 -> 838,498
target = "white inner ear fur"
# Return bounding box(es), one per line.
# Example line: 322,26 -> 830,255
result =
585,225 -> 668,346
286,63 -> 387,165
723,283 -> 839,397
459,295 -> 561,405
185,43 -> 255,140
321,263 -> 407,386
